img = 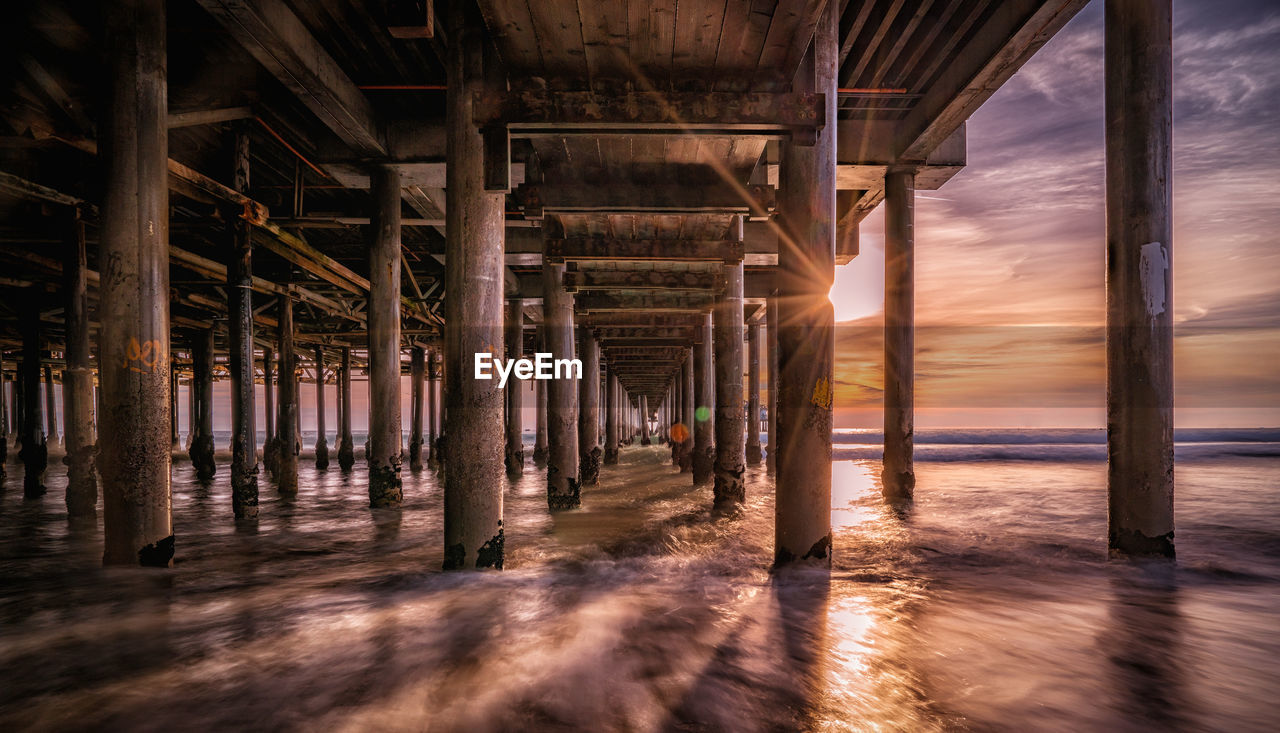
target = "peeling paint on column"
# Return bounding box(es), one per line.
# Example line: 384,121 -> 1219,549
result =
1139,241 -> 1168,322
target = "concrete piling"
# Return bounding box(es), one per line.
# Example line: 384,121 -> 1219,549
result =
228,126 -> 258,516
262,345 -> 278,477
775,0 -> 837,564
276,295 -> 298,494
410,345 -> 425,472
189,328 -> 217,481
639,395 -> 651,446
883,168 -> 916,504
314,347 -> 329,470
604,370 -> 619,465
63,209 -> 97,519
692,314 -> 714,486
505,300 -> 524,477
746,321 -> 763,465
20,298 -> 47,498
713,260 -> 747,512
442,2 -> 505,570
367,166 -> 404,508
543,262 -> 580,510
98,0 -> 173,566
44,364 -> 59,449
1105,0 -> 1175,558
338,347 -> 355,471
578,327 -> 601,486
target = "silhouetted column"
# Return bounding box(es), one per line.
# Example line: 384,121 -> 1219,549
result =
314,347 -> 329,470
532,346 -> 548,466
63,209 -> 97,518
426,348 -> 440,469
443,4 -> 505,570
227,127 -> 257,517
746,321 -> 763,465
186,372 -> 196,451
577,327 -> 601,486
276,295 -> 298,494
20,298 -> 47,498
681,350 -> 694,472
169,368 -> 179,451
693,314 -> 714,485
0,358 -> 6,481
338,346 -> 355,470
408,345 -> 425,472
505,299 -> 524,477
99,0 -> 172,566
262,344 -> 277,476
544,261 -> 579,509
776,0 -> 836,564
1106,0 -> 1174,558
604,370 -> 619,465
767,297 -> 778,472
639,395 -> 651,446
368,166 -> 403,507
43,364 -> 59,449
883,168 -> 915,503
714,259 -> 746,512
189,329 -> 216,481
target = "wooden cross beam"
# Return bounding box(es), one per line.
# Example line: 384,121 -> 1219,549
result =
518,182 -> 773,217
544,238 -> 744,263
575,292 -> 714,313
563,269 -> 723,293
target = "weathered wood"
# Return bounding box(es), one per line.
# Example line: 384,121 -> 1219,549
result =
167,106 -> 254,128
713,260 -> 746,511
276,295 -> 298,494
545,238 -> 745,263
314,346 -> 329,470
338,347 -> 355,471
189,328 -> 217,481
692,313 -> 714,486
20,295 -> 47,498
883,169 -> 914,503
410,345 -> 425,471
604,370 -> 619,465
1105,0 -> 1174,558
195,0 -> 386,157
745,321 -> 762,465
504,299 -> 524,477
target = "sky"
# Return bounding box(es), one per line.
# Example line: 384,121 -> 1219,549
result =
828,0 -> 1280,428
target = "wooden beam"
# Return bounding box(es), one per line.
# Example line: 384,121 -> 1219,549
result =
167,106 -> 254,128
593,327 -> 697,340
195,0 -> 385,157
545,238 -> 745,263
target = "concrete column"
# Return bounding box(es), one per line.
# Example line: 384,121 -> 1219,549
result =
681,350 -> 694,472
408,345 -> 425,472
577,327 -> 601,486
276,295 -> 298,494
505,300 -> 524,477
443,3 -> 505,570
883,168 -> 915,503
426,349 -> 440,468
262,344 -> 277,476
338,347 -> 355,470
186,372 -> 196,451
1106,0 -> 1174,558
43,365 -> 58,449
775,0 -> 837,564
368,167 -> 404,507
746,321 -> 763,465
63,209 -> 97,518
20,298 -> 47,498
543,262 -> 579,509
639,395 -> 651,446
169,368 -> 179,451
189,329 -> 216,481
0,358 -> 6,482
532,332 -> 547,463
693,313 -> 714,485
227,128 -> 258,516
713,260 -> 747,512
314,347 -> 329,470
604,370 -> 619,465
767,297 -> 778,472
99,0 -> 172,566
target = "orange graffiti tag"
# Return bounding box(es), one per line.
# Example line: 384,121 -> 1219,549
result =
122,337 -> 167,374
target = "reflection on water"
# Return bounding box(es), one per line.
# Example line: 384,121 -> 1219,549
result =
1,446 -> 1278,731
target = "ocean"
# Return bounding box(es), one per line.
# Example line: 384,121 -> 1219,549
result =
1,429 -> 1277,730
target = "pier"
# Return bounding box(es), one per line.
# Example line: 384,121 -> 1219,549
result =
0,0 -> 1173,573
